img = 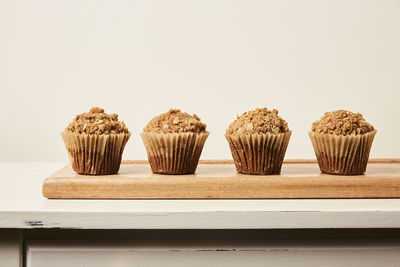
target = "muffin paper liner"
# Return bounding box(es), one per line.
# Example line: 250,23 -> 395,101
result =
141,132 -> 209,174
61,131 -> 131,175
225,131 -> 292,175
309,130 -> 376,175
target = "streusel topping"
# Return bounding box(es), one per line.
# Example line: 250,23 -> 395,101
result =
143,109 -> 207,133
226,108 -> 289,135
66,107 -> 129,135
312,110 -> 374,135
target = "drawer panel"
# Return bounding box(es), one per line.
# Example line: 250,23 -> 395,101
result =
27,240 -> 400,267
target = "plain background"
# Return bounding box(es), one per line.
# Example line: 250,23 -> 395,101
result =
0,0 -> 399,162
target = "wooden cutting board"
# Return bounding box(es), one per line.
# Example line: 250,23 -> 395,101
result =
42,159 -> 400,199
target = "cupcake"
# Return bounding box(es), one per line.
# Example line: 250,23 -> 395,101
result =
141,109 -> 209,174
309,110 -> 376,175
61,107 -> 131,175
225,108 -> 291,175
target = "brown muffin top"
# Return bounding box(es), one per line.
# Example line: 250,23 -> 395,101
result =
311,110 -> 374,135
226,108 -> 289,135
66,107 -> 129,135
143,109 -> 207,134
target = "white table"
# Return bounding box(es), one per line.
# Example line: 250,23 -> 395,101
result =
1,162 -> 400,267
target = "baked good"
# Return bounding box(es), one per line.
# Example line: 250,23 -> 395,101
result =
61,107 -> 131,175
309,110 -> 376,175
225,108 -> 291,175
141,109 -> 209,174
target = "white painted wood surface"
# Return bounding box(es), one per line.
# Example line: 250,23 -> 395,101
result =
1,162 -> 400,229
26,240 -> 400,267
0,230 -> 21,267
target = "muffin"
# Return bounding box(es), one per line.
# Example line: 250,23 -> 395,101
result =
141,109 -> 209,174
61,107 -> 131,175
309,110 -> 376,175
225,108 -> 291,175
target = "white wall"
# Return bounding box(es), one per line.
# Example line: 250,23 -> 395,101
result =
1,0 -> 399,162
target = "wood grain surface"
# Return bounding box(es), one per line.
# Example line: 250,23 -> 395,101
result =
42,160 -> 400,199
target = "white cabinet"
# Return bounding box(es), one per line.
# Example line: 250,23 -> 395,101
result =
27,240 -> 400,267
0,230 -> 21,267
1,164 -> 400,267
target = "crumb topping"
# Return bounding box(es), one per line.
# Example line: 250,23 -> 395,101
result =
311,110 -> 374,135
226,108 -> 289,135
143,109 -> 207,133
66,107 -> 129,135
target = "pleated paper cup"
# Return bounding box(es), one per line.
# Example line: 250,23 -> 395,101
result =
61,131 -> 131,175
225,131 -> 291,175
309,130 -> 376,175
141,132 -> 209,174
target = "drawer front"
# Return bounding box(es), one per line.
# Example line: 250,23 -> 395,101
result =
27,241 -> 400,267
